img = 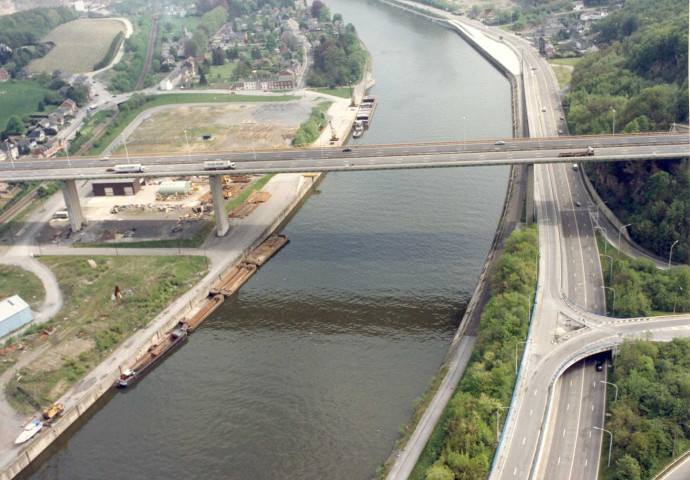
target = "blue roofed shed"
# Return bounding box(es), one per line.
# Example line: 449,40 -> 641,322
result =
0,295 -> 33,338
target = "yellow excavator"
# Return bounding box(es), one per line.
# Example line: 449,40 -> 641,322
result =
43,403 -> 64,422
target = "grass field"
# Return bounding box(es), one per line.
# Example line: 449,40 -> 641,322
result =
6,255 -> 207,412
548,57 -> 582,67
29,19 -> 127,74
0,265 -> 45,311
208,62 -> 238,85
551,64 -> 572,88
310,87 -> 353,99
0,80 -> 51,132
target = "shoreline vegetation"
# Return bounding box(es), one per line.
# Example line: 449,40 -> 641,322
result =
395,226 -> 539,480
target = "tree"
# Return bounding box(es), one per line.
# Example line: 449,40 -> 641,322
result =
198,66 -> 208,86
3,115 -> 25,136
615,454 -> 642,480
212,48 -> 225,66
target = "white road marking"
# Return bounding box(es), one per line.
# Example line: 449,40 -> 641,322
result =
530,409 -> 533,416
567,403 -> 570,411
523,437 -> 527,445
563,428 -> 566,438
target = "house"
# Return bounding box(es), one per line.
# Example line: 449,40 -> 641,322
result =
15,138 -> 36,155
59,99 -> 78,114
0,68 -> 9,82
28,129 -> 45,143
235,70 -> 295,91
0,141 -> 18,159
19,67 -> 33,79
37,118 -> 52,130
48,112 -> 65,126
541,13 -> 564,38
72,74 -> 92,96
33,138 -> 67,158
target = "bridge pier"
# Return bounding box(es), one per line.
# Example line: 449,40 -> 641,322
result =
526,163 -> 535,225
209,175 -> 229,236
60,179 -> 84,232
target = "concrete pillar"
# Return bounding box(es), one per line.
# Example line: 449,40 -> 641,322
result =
60,179 -> 84,232
525,164 -> 535,225
209,175 -> 229,236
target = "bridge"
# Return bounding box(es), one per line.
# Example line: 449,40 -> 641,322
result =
1,133 -> 687,237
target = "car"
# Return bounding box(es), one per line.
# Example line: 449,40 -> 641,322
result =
558,129 -> 563,134
575,201 -> 581,207
342,147 -> 352,152
596,360 -> 604,371
106,167 -> 115,172
494,140 -> 505,145
541,107 -> 546,112
100,155 -> 110,161
263,89 -> 269,92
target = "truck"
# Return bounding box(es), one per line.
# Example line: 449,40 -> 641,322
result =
204,160 -> 236,170
114,164 -> 146,173
558,147 -> 594,158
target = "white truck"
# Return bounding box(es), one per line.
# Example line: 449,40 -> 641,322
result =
114,164 -> 146,173
204,160 -> 236,170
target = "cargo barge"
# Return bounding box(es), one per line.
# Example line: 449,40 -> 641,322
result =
116,327 -> 188,388
114,234 -> 290,390
355,95 -> 377,129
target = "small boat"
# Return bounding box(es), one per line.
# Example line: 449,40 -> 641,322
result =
352,121 -> 364,138
15,419 -> 43,445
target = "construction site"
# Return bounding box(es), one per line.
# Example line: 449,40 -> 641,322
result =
33,173 -> 274,247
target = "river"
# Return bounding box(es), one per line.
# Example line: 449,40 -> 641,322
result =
26,1 -> 511,479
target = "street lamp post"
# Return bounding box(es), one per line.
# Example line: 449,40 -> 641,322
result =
600,380 -> 618,402
184,129 -> 192,163
594,426 -> 613,467
617,223 -> 631,249
496,406 -> 510,439
669,239 -> 679,268
4,139 -> 14,169
611,109 -> 616,141
65,141 -> 72,167
515,341 -> 529,375
600,254 -> 613,283
602,285 -> 616,316
595,226 -> 608,254
462,116 -> 466,151
122,134 -> 131,164
249,122 -> 257,161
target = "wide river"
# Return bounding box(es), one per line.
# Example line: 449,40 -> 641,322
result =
27,1 -> 511,479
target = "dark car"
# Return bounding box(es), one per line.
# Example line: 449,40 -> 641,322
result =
596,360 -> 604,371
343,147 -> 352,152
575,201 -> 581,207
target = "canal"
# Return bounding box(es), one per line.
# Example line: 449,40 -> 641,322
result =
27,1 -> 511,479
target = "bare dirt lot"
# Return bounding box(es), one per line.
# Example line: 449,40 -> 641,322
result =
113,101 -> 316,155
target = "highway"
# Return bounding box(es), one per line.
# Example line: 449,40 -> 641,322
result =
0,134 -> 686,182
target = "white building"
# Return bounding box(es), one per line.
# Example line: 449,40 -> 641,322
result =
0,295 -> 33,338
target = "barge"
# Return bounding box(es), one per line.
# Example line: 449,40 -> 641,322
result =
116,327 -> 188,388
355,95 -> 377,128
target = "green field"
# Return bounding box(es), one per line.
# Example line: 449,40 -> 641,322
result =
548,57 -> 582,67
161,15 -> 200,35
29,19 -> 126,73
208,62 -> 238,85
0,265 -> 45,311
310,87 -> 353,99
0,80 -> 51,132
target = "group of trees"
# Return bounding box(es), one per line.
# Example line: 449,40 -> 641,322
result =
411,226 -> 538,480
0,7 -> 77,77
292,102 -> 330,147
567,0 -> 689,263
307,23 -> 367,88
604,254 -> 690,317
604,339 -> 690,480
